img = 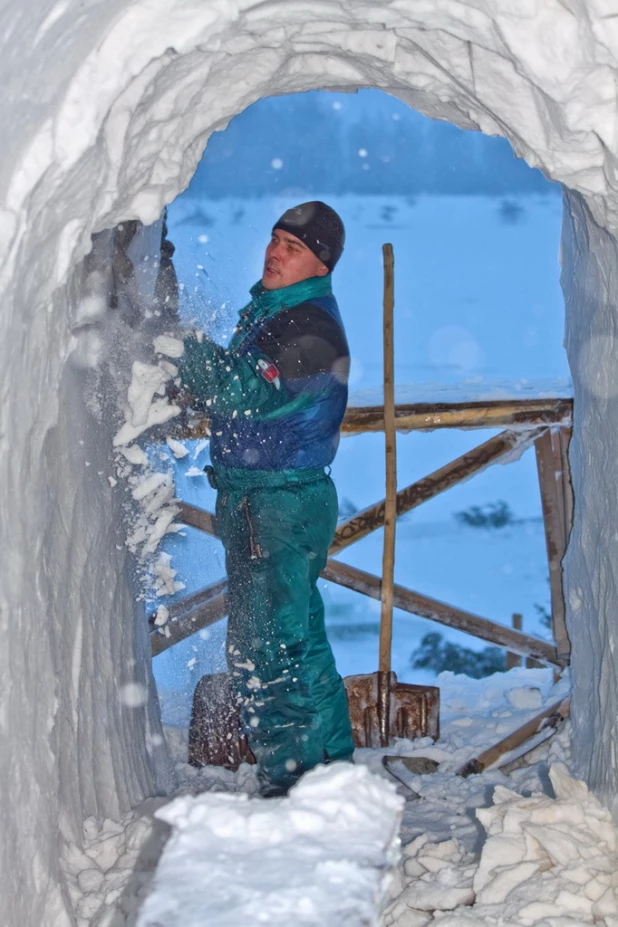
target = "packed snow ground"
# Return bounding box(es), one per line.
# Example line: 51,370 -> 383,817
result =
62,667 -> 615,927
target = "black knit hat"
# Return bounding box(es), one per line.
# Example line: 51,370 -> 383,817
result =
273,201 -> 345,272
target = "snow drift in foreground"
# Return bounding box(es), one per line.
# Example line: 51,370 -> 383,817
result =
137,763 -> 404,927
385,763 -> 618,927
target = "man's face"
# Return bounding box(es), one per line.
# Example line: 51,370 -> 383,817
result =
262,229 -> 329,290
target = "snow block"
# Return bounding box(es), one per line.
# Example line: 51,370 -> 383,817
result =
137,763 -> 404,926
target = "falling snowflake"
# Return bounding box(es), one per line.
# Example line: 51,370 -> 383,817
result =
271,158 -> 283,169
358,148 -> 368,158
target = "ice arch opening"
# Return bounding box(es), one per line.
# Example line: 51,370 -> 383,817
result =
3,2 -> 618,923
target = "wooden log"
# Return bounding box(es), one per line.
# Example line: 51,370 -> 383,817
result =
150,580 -> 228,657
457,698 -> 570,777
341,397 -> 573,434
535,429 -> 571,662
322,559 -> 563,667
331,428 -> 544,554
177,501 -> 218,537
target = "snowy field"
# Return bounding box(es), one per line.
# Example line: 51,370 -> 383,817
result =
64,667 -> 618,927
152,192 -> 568,725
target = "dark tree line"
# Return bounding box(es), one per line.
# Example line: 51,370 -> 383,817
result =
186,92 -> 557,199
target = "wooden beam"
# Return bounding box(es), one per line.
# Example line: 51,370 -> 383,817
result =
150,579 -> 228,657
170,398 -> 573,440
322,559 -> 563,667
341,397 -> 573,434
535,429 -> 571,662
177,501 -> 218,537
331,428 -> 543,554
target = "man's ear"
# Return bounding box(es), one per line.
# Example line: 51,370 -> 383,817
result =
316,262 -> 329,277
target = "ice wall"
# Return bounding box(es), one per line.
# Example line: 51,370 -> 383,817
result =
3,1 -> 618,924
562,190 -> 618,808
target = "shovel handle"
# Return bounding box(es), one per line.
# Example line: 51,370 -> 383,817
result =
379,243 -> 396,676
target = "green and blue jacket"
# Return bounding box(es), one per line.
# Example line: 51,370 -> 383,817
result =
179,275 -> 350,471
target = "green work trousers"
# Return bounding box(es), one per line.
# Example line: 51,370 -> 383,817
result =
215,470 -> 354,794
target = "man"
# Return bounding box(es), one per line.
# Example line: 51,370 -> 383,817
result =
179,201 -> 354,796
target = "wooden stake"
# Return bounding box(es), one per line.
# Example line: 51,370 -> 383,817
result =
378,244 -> 396,746
535,429 -> 571,662
506,613 -> 523,670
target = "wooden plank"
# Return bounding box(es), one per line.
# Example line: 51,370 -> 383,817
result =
150,580 -> 228,657
341,397 -> 573,434
177,501 -> 218,537
331,428 -> 543,554
322,559 -> 563,667
535,430 -> 571,662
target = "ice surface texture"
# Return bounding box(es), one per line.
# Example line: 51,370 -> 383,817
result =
3,2 -> 618,925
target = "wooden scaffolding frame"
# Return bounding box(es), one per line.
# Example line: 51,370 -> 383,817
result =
150,395 -> 574,670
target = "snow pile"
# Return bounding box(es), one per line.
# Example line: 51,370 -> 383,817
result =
137,763 -> 404,927
61,800 -> 170,927
385,763 -> 618,927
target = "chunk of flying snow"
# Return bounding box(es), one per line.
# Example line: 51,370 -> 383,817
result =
154,606 -> 169,627
153,335 -> 185,358
113,399 -> 180,446
192,438 -> 209,459
166,437 -> 189,458
131,471 -> 169,501
118,444 -> 148,467
185,467 -> 204,477
127,361 -> 171,427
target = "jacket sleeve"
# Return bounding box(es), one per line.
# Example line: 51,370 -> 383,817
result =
178,302 -> 348,421
178,335 -> 293,419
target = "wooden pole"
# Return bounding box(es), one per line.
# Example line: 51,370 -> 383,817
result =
378,244 -> 396,747
506,613 -> 523,670
535,429 -> 571,662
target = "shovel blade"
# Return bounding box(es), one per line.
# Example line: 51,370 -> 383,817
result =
344,672 -> 440,748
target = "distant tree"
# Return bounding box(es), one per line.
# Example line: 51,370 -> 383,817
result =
411,631 -> 505,678
455,500 -> 515,529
